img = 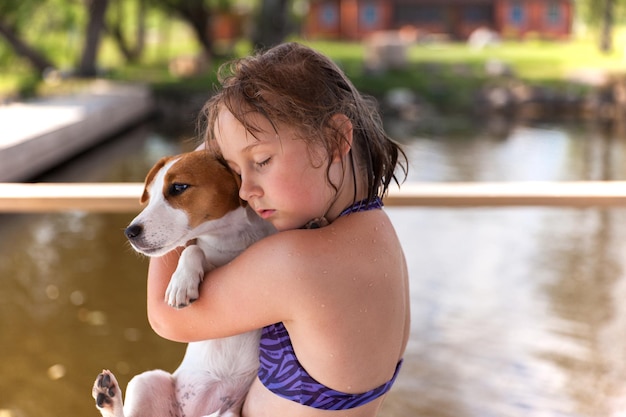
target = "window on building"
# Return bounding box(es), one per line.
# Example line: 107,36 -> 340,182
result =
546,1 -> 561,25
360,3 -> 380,29
509,1 -> 524,26
320,2 -> 339,29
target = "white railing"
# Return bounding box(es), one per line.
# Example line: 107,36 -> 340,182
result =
3,182 -> 626,212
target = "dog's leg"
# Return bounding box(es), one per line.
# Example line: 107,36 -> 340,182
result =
202,399 -> 242,417
166,244 -> 212,308
93,370 -> 125,417
93,369 -> 182,417
123,369 -> 181,417
200,380 -> 248,417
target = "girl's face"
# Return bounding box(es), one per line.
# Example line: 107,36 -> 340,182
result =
215,109 -> 338,231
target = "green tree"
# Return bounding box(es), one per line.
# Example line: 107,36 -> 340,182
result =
578,0 -> 626,54
0,0 -> 111,78
0,0 -> 56,73
152,0 -> 215,58
599,0 -> 615,53
106,0 -> 146,63
252,0 -> 290,50
77,0 -> 110,76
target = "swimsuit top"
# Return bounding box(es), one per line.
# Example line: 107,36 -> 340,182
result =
258,197 -> 404,410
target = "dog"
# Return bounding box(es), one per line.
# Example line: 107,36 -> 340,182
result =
92,150 -> 275,417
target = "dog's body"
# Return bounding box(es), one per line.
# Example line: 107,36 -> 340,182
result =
92,151 -> 275,417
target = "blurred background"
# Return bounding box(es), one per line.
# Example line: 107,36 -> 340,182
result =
5,1 -> 626,416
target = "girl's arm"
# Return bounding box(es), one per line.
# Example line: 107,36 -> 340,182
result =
146,248 -> 184,338
145,232 -> 303,342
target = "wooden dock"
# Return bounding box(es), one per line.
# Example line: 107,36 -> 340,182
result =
3,181 -> 626,213
0,81 -> 154,182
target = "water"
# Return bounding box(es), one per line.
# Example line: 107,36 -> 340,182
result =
2,118 -> 626,416
0,125 -> 196,417
384,119 -> 626,417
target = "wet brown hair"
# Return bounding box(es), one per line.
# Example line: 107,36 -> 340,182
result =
199,42 -> 407,203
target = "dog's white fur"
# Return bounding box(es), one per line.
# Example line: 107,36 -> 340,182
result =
92,151 -> 275,417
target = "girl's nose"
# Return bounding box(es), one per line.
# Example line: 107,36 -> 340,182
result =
239,175 -> 261,201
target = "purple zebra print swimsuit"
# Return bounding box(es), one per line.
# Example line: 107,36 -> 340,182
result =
258,197 -> 404,410
258,323 -> 403,410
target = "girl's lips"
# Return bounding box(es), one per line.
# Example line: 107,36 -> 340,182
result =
258,209 -> 275,219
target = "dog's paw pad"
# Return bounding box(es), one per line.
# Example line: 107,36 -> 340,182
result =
93,370 -> 121,409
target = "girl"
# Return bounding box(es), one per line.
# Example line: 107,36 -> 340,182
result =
147,42 -> 410,417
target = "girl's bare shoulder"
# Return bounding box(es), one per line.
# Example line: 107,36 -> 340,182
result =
243,210 -> 404,294
249,210 -> 394,260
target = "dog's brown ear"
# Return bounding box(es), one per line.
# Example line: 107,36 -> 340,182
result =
140,156 -> 172,204
216,156 -> 247,207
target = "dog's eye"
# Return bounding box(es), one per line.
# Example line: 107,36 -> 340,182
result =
169,183 -> 189,196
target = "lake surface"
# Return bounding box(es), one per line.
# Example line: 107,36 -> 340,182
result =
2,117 -> 626,417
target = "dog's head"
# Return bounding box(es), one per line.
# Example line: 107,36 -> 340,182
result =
125,150 -> 243,256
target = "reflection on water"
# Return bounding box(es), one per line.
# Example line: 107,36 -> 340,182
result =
384,207 -> 626,417
0,211 -> 184,417
3,119 -> 626,416
399,119 -> 626,182
0,125 -> 194,417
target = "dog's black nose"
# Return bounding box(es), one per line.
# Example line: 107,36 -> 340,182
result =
125,224 -> 143,239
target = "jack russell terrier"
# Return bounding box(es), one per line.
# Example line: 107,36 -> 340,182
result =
92,150 -> 275,417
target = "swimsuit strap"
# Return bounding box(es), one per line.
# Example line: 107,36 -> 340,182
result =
338,196 -> 384,217
302,196 -> 384,229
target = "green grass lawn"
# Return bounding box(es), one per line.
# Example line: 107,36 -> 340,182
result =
306,37 -> 626,110
309,36 -> 626,77
3,32 -> 626,104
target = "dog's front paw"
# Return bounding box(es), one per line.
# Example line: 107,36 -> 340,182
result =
165,267 -> 202,308
165,245 -> 205,308
93,370 -> 123,412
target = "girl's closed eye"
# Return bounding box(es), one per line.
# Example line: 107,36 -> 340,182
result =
256,157 -> 272,168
